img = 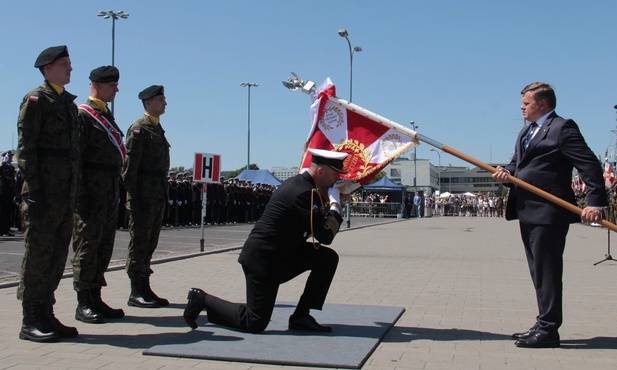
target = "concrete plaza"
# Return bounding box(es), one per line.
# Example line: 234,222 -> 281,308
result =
0,216 -> 616,369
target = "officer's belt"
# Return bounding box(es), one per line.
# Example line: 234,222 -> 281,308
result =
138,169 -> 167,177
83,162 -> 121,173
38,148 -> 78,160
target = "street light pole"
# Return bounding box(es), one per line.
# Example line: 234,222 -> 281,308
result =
430,148 -> 441,194
448,163 -> 452,193
410,121 -> 418,189
240,82 -> 259,170
98,10 -> 129,115
338,29 -> 362,102
338,29 -> 362,229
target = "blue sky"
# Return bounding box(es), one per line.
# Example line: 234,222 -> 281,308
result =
2,1 -> 616,172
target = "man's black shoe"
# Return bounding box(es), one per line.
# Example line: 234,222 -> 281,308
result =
288,314 -> 332,332
511,326 -> 537,340
515,332 -> 560,348
184,288 -> 207,329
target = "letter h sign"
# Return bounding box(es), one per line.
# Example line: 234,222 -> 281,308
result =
193,152 -> 221,183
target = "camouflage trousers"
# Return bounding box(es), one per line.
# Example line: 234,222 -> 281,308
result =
125,198 -> 165,277
72,196 -> 119,291
17,196 -> 75,304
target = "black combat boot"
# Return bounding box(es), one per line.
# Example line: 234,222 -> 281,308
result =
127,276 -> 160,308
41,304 -> 79,338
75,290 -> 105,324
91,287 -> 124,318
19,301 -> 59,342
144,276 -> 169,306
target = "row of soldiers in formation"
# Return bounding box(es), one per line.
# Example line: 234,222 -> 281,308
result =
14,45 -> 178,343
160,175 -> 275,228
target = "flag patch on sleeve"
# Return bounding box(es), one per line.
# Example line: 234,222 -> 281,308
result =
28,95 -> 39,102
133,129 -> 141,135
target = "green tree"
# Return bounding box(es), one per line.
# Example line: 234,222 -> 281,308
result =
222,163 -> 260,179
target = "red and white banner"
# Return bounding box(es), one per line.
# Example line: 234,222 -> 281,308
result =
604,157 -> 615,189
194,152 -> 221,183
571,168 -> 586,195
300,78 -> 415,191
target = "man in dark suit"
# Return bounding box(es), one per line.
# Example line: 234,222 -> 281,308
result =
183,149 -> 347,333
493,82 -> 606,348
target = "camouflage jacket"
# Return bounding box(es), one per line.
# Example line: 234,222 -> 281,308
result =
122,115 -> 170,201
77,99 -> 124,201
16,81 -> 81,198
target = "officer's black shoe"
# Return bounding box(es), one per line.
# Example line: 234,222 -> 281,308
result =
91,288 -> 125,319
288,314 -> 332,332
19,302 -> 59,342
42,304 -> 79,338
184,288 -> 207,329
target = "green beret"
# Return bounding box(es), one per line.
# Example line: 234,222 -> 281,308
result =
89,66 -> 119,83
34,45 -> 69,68
138,85 -> 164,100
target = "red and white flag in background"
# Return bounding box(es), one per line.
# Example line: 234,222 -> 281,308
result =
571,169 -> 586,195
604,157 -> 615,189
300,78 -> 416,193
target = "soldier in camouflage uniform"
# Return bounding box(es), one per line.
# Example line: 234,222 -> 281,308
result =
72,66 -> 126,324
0,150 -> 16,236
16,45 -> 81,342
122,85 -> 170,309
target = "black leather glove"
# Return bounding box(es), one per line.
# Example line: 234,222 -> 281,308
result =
24,190 -> 45,219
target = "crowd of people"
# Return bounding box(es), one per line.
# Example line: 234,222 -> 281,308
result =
431,193 -> 505,217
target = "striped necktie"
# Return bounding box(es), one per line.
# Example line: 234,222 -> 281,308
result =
522,122 -> 537,152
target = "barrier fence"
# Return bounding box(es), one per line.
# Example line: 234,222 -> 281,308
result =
349,201 -> 402,218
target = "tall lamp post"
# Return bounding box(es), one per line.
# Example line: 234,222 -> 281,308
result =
448,163 -> 452,193
430,148 -> 441,194
337,29 -> 362,102
240,82 -> 259,170
410,121 -> 418,189
98,10 -> 129,115
338,29 -> 361,228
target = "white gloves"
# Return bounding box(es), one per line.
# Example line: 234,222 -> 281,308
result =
334,180 -> 361,194
328,187 -> 341,205
328,187 -> 341,213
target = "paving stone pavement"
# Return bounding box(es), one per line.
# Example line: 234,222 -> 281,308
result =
1,216 -> 616,369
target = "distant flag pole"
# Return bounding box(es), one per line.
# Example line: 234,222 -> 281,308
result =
282,73 -> 617,233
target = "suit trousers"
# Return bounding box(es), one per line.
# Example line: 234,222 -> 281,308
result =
204,245 -> 339,334
519,222 -> 569,335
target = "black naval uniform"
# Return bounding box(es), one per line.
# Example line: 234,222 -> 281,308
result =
199,171 -> 342,333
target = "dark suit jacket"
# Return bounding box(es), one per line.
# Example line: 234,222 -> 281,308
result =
504,112 -> 607,224
238,171 -> 343,281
